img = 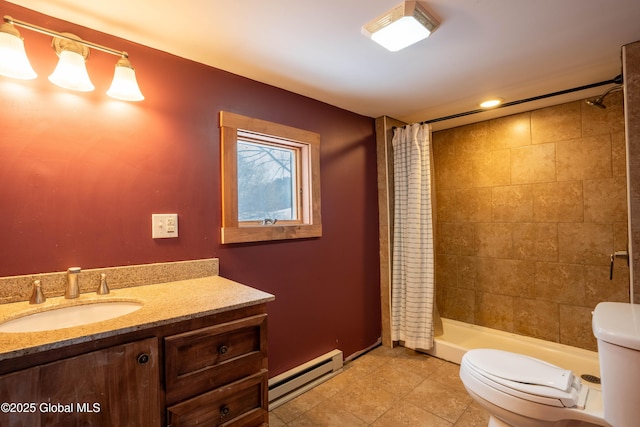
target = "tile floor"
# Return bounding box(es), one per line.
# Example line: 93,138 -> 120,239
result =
269,345 -> 490,426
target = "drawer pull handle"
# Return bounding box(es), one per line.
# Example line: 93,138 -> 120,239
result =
220,405 -> 230,418
218,345 -> 229,355
137,353 -> 150,365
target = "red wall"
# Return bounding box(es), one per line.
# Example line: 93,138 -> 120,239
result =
0,2 -> 381,376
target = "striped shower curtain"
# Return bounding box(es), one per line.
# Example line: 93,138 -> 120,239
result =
391,122 -> 435,351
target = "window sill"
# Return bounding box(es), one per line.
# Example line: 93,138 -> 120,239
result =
221,224 -> 322,244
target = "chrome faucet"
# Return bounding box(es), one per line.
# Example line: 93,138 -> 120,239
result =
66,267 -> 81,299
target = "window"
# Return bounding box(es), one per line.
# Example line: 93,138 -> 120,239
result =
219,111 -> 322,244
237,136 -> 299,223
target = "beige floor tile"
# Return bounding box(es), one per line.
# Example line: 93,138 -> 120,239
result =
454,401 -> 491,426
287,398 -> 369,427
313,368 -> 362,399
430,360 -> 468,393
272,387 -> 325,423
269,345 -> 488,426
370,361 -> 429,396
372,400 -> 453,426
268,411 -> 287,427
404,378 -> 473,423
332,375 -> 399,424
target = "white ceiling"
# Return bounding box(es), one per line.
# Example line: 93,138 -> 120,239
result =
6,0 -> 640,129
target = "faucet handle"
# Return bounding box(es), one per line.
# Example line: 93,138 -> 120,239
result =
29,280 -> 46,304
610,249 -> 630,280
97,273 -> 110,295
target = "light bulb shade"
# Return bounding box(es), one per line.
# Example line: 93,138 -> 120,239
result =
107,58 -> 144,101
0,24 -> 37,79
363,1 -> 439,52
48,50 -> 95,92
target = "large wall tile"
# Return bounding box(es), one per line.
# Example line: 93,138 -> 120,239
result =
613,222 -> 630,253
584,265 -> 630,306
476,258 -> 535,297
582,91 -> 625,137
435,254 -> 458,288
437,223 -> 477,256
557,135 -> 612,181
492,185 -> 533,222
513,298 -> 560,342
584,177 -> 628,223
476,223 -> 513,258
513,223 -> 558,261
532,181 -> 584,223
511,143 -> 557,184
436,189 -> 457,222
456,188 -> 493,222
489,113 -> 532,149
558,223 -> 613,266
441,286 -> 475,323
457,256 -> 478,290
534,262 -> 585,304
434,139 -> 474,190
475,292 -> 514,332
559,305 -> 597,351
473,149 -> 511,187
453,121 -> 491,155
531,101 -> 581,144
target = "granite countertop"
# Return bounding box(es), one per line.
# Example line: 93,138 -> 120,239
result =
0,276 -> 275,361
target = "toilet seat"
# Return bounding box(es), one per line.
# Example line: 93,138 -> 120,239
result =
462,349 -> 588,408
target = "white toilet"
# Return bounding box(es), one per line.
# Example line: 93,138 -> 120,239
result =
459,302 -> 640,427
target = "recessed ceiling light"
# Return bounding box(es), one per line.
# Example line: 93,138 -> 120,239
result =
362,1 -> 439,52
480,98 -> 503,109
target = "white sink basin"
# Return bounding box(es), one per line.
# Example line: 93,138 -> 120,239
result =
0,301 -> 143,333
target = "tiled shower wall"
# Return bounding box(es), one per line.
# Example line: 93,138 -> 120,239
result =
432,91 -> 628,351
624,41 -> 640,304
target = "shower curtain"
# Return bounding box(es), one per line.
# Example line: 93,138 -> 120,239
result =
391,123 -> 435,351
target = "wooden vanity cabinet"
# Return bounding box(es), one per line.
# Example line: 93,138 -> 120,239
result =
0,303 -> 269,427
165,313 -> 269,426
0,337 -> 160,427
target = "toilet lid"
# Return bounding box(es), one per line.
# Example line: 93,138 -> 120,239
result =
463,349 -> 581,407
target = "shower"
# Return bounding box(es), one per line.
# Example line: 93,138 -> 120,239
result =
586,75 -> 624,108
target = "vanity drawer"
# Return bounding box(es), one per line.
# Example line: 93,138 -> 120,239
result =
166,371 -> 268,427
164,314 -> 267,405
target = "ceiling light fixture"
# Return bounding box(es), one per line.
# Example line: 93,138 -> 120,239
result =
0,15 -> 144,101
362,1 -> 439,52
479,98 -> 503,109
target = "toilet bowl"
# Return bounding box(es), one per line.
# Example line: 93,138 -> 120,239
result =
459,349 -> 607,427
459,302 -> 640,427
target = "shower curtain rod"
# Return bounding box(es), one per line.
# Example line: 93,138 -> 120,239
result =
395,74 -> 623,128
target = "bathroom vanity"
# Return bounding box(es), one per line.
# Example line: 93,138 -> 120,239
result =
0,276 -> 274,426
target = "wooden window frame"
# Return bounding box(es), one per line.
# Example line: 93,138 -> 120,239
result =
220,111 -> 322,244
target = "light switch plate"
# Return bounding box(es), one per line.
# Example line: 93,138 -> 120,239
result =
152,214 -> 178,239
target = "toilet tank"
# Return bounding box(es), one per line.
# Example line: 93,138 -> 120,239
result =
592,302 -> 640,427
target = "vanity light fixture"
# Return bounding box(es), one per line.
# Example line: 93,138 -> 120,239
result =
480,98 -> 503,109
0,15 -> 144,101
48,33 -> 94,92
0,18 -> 36,79
362,1 -> 439,52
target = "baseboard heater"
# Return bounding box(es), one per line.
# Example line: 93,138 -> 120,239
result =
268,349 -> 343,410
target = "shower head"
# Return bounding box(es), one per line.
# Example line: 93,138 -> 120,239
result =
586,83 -> 623,109
585,98 -> 607,109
